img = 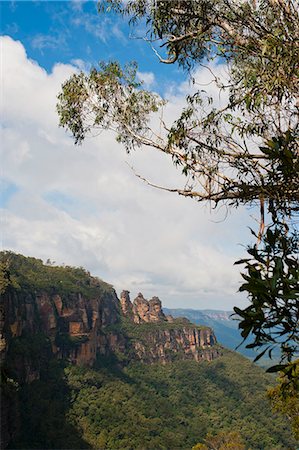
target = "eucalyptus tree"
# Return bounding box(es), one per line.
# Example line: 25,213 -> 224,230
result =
57,0 -> 299,378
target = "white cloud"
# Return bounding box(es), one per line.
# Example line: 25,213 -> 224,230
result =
5,22 -> 19,35
0,36 -> 255,310
70,0 -> 88,12
70,58 -> 92,73
137,70 -> 155,88
71,13 -> 111,43
31,34 -> 66,51
112,24 -> 128,45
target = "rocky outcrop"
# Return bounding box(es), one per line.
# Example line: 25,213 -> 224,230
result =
131,327 -> 219,364
1,257 -> 221,377
120,290 -> 133,319
121,290 -> 169,323
119,291 -> 219,364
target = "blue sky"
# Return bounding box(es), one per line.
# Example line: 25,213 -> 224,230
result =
1,1 -> 255,310
1,1 -> 185,90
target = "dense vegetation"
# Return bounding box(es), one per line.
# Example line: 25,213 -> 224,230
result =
110,316 -> 208,337
6,349 -> 296,450
0,251 -> 113,300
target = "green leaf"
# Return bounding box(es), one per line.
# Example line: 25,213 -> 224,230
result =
253,346 -> 271,362
266,364 -> 287,373
234,259 -> 250,265
233,307 -> 246,317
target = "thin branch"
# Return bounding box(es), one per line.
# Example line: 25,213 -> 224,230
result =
142,37 -> 179,64
160,25 -> 211,47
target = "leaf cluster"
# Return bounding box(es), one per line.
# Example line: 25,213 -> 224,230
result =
234,222 -> 298,374
193,430 -> 245,450
57,61 -> 163,151
267,359 -> 299,440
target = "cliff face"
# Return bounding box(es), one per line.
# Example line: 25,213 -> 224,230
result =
0,273 -> 123,449
119,290 -> 219,364
1,289 -> 122,373
129,327 -> 219,363
0,254 -> 220,375
1,288 -> 219,372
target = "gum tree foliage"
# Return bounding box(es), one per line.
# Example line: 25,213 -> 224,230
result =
57,0 -> 299,376
192,430 -> 245,450
267,360 -> 299,440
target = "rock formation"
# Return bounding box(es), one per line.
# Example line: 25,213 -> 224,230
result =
120,290 -> 133,318
120,290 -> 169,323
1,255 -> 220,375
1,289 -> 122,371
1,286 -> 220,378
119,290 -> 219,364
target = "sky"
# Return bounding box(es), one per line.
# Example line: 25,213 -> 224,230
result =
1,1 -> 258,310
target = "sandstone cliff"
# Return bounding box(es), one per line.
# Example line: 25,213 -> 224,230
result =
1,289 -> 122,374
120,290 -> 168,323
119,290 -> 219,364
0,253 -> 220,373
1,287 -> 219,371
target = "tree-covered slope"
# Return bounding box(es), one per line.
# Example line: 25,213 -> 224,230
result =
0,251 -> 113,298
8,350 -> 297,450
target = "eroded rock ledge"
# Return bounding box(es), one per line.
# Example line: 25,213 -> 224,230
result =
119,290 -> 220,364
120,290 -> 168,323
